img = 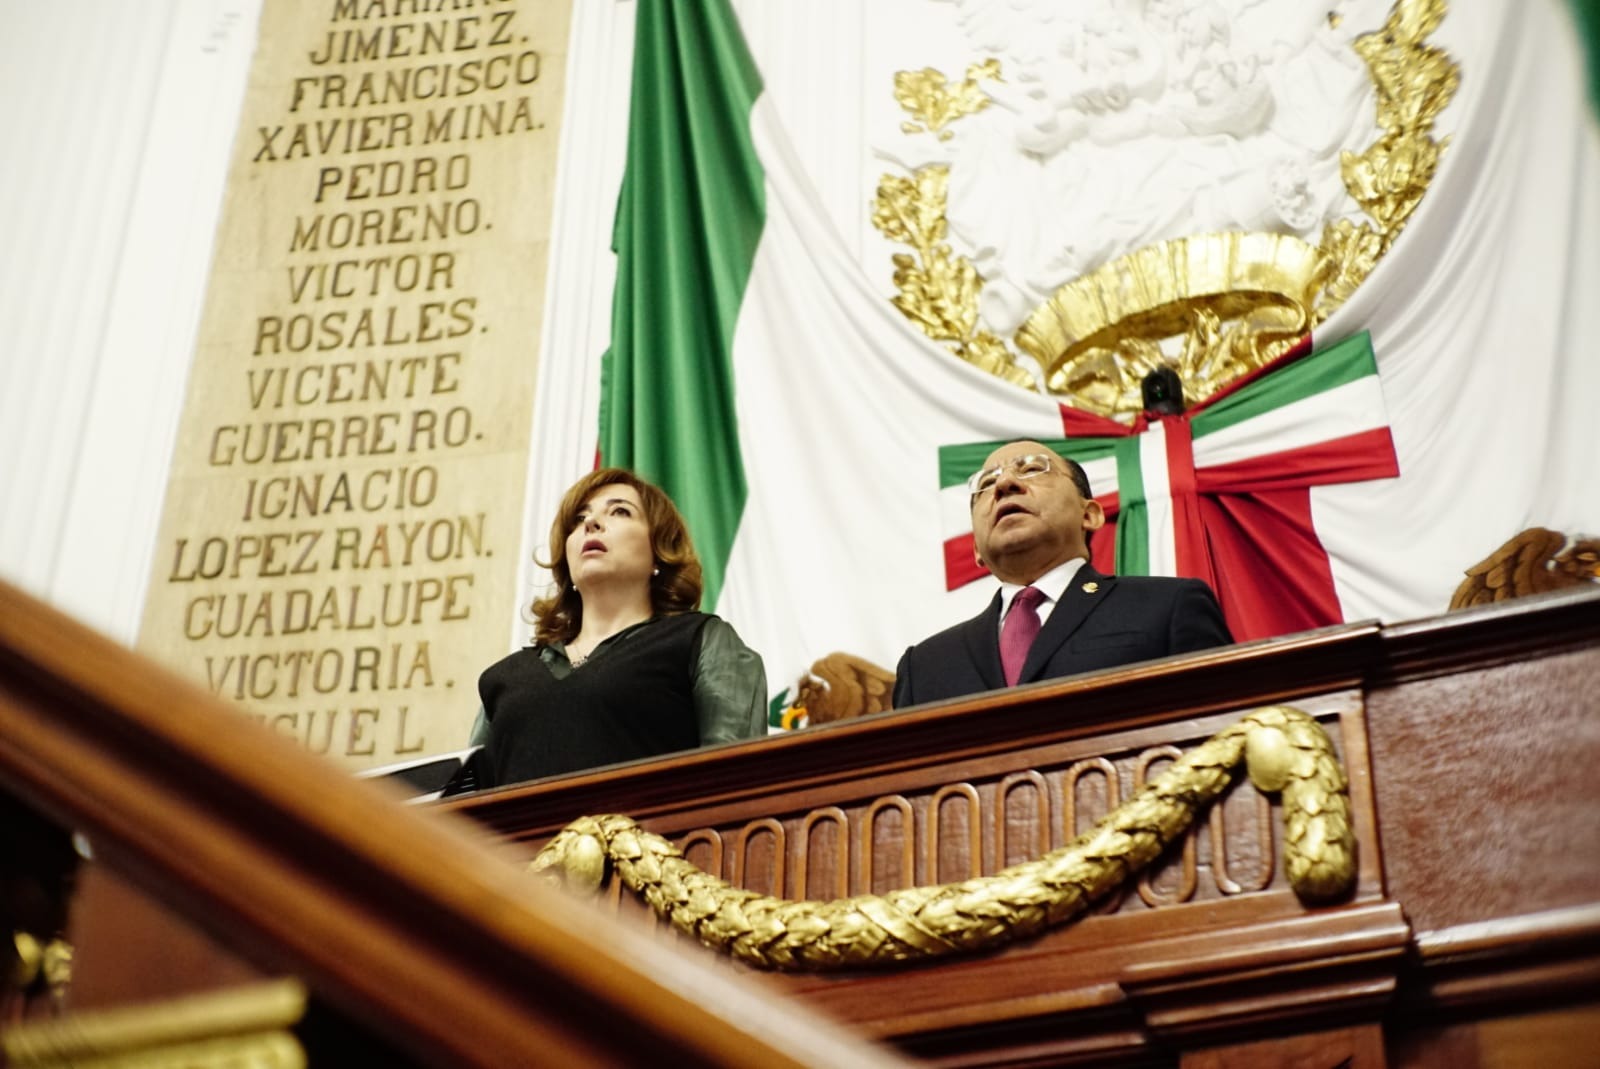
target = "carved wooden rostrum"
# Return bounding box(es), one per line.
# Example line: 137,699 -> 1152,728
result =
447,587 -> 1600,1067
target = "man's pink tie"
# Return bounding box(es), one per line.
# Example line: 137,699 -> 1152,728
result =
1000,586 -> 1045,687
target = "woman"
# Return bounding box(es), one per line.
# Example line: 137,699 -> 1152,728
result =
468,468 -> 767,789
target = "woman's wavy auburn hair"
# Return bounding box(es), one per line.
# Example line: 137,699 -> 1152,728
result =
530,467 -> 703,645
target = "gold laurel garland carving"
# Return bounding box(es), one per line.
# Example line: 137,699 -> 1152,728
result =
529,705 -> 1356,971
872,0 -> 1458,415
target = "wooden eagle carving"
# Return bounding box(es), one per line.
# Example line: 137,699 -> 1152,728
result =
793,652 -> 896,724
1450,527 -> 1600,610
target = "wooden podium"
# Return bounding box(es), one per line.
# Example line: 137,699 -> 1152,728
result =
4,581 -> 1596,1066
445,587 -> 1600,1067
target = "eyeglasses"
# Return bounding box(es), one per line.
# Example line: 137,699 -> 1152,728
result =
967,453 -> 1054,496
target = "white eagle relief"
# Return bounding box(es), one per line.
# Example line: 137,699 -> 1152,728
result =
884,0 -> 1396,340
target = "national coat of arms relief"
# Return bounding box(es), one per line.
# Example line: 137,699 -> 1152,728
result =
872,0 -> 1458,420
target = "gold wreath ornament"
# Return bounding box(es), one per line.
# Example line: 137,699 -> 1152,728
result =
872,0 -> 1459,417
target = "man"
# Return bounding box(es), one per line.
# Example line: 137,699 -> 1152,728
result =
892,440 -> 1232,707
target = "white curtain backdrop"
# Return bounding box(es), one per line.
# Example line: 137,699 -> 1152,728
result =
2,0 -> 1595,703
0,0 -> 261,641
525,0 -> 1600,696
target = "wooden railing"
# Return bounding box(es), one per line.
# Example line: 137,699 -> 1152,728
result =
0,580 -> 906,1068
443,586 -> 1600,1068
6,573 -> 1598,1067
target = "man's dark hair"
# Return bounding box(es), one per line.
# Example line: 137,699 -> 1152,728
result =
1058,454 -> 1096,554
1058,455 -> 1093,499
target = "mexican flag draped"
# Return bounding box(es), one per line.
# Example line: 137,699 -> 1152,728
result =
938,332 -> 1399,639
594,0 -> 1075,705
552,0 -> 1600,709
597,0 -> 765,608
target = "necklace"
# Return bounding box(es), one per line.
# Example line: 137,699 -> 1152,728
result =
567,646 -> 588,666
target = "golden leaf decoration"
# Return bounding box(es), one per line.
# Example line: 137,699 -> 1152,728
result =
873,165 -> 1034,387
894,59 -> 1002,141
1315,218 -> 1386,318
1315,0 -> 1459,322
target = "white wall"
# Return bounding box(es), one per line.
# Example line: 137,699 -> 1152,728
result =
0,0 -> 260,642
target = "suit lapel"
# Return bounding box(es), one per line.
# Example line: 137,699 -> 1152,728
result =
1019,565 -> 1116,684
960,592 -> 1006,693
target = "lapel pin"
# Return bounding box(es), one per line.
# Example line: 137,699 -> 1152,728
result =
1082,581 -> 1099,593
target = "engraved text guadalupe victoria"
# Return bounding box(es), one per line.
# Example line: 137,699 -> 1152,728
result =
138,0 -> 572,769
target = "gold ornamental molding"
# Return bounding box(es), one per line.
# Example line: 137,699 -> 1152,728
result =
1339,0 -> 1460,254
3,791 -> 79,1013
8,932 -> 73,1003
873,0 -> 1459,418
1,979 -> 307,1069
531,705 -> 1356,971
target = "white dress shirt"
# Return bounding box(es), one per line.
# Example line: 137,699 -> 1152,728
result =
995,556 -> 1089,639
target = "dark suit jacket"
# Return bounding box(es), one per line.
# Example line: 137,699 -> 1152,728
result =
892,565 -> 1232,708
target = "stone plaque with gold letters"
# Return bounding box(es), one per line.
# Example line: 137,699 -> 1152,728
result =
139,0 -> 571,770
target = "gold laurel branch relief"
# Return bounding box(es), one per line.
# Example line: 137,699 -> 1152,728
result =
872,164 -> 1033,388
1315,0 -> 1459,322
894,59 -> 1002,140
530,706 -> 1356,971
